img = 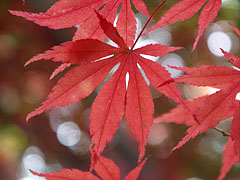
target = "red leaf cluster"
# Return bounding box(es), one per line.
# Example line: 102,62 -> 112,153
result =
12,3 -> 183,168
144,0 -> 222,50
9,0 -> 239,179
31,156 -> 146,180
10,0 -> 149,47
155,24 -> 240,179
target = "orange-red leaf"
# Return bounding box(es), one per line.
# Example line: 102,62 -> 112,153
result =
125,54 -> 154,162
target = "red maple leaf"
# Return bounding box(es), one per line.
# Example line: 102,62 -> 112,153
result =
144,0 -> 222,50
31,156 -> 147,180
217,138 -> 239,180
21,3 -> 184,167
154,24 -> 240,179
9,0 -> 149,47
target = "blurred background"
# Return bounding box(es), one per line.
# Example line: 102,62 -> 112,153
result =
0,0 -> 239,179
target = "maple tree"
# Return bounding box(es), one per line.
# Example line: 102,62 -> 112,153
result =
9,0 -> 239,179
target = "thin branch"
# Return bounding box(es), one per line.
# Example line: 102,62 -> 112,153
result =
213,127 -> 230,137
130,0 -> 167,50
179,97 -> 230,137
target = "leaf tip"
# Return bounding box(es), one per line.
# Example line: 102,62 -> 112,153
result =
26,112 -> 35,122
26,115 -> 31,122
24,59 -> 34,67
8,10 -> 15,15
24,62 -> 29,67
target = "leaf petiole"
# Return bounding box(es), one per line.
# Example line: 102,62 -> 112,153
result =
130,0 -> 167,50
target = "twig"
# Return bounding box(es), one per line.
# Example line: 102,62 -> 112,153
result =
213,127 -> 230,137
130,0 -> 167,50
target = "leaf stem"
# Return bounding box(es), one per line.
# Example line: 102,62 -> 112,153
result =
130,0 -> 167,50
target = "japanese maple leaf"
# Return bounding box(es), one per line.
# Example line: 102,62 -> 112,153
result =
217,138 -> 239,180
23,4 -> 184,167
154,72 -> 240,180
144,0 -> 222,50
154,94 -> 240,179
167,64 -> 240,152
31,156 -> 147,180
9,0 -> 149,47
154,24 -> 240,179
